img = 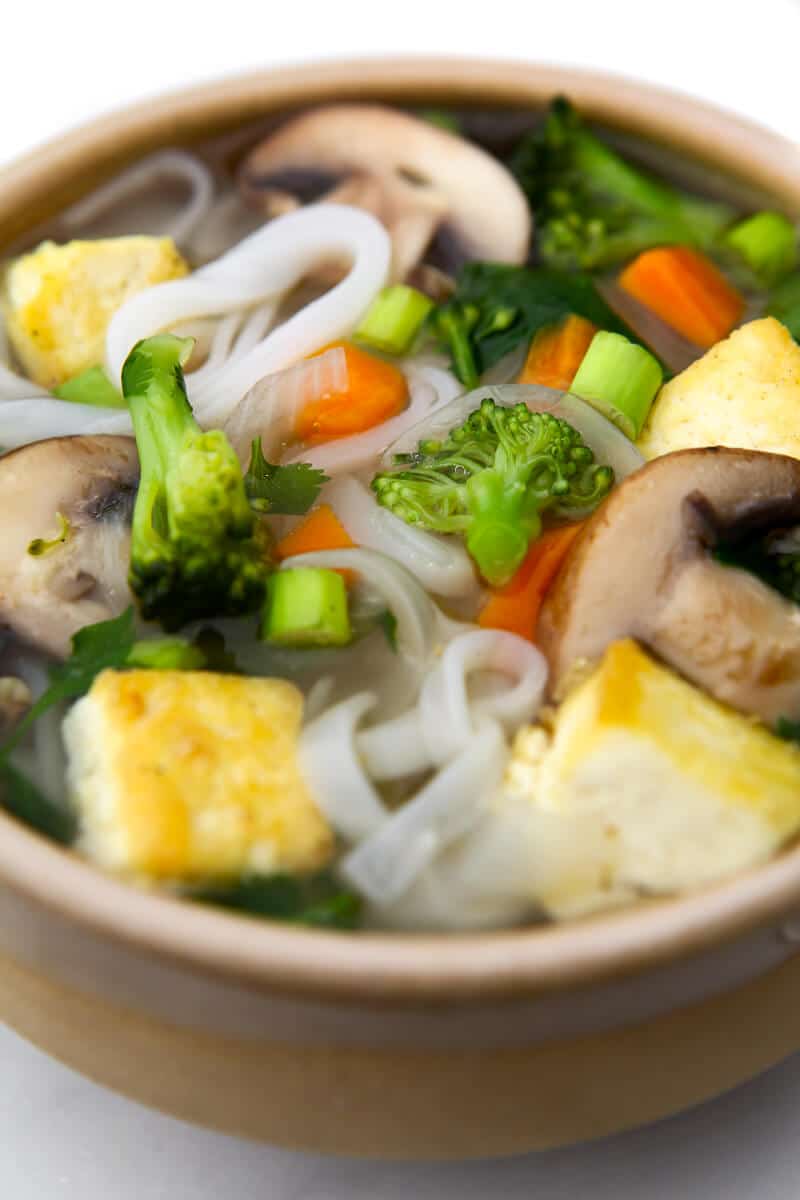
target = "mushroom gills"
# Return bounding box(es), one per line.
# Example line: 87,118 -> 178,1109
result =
0,436 -> 139,658
538,447 -> 800,725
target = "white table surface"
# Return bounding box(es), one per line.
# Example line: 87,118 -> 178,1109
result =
3,0 -> 800,1193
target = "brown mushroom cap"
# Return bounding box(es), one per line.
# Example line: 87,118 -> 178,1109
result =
0,436 -> 139,658
239,105 -> 531,282
538,447 -> 800,724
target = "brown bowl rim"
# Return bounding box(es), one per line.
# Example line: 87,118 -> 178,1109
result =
2,56 -> 800,1006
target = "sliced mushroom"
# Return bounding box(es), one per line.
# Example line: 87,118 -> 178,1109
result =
538,447 -> 800,724
0,436 -> 139,658
239,105 -> 531,284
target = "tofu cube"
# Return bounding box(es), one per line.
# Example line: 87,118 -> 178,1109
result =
505,639 -> 800,918
2,237 -> 188,388
637,317 -> 800,461
63,670 -> 333,883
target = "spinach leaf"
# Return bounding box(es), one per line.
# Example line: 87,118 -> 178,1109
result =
190,870 -> 362,930
0,761 -> 77,844
768,274 -> 800,341
429,262 -> 641,387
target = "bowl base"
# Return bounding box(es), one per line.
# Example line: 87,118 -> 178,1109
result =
2,946 -> 800,1158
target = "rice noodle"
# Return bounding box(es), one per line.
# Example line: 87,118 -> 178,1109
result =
357,629 -> 547,779
342,720 -> 507,904
61,150 -> 216,250
322,476 -> 479,600
278,547 -> 462,665
281,363 -> 461,478
0,398 -> 132,449
105,205 -> 391,427
0,324 -> 49,402
298,693 -> 387,841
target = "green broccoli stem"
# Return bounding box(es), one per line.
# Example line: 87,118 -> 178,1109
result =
465,469 -> 541,586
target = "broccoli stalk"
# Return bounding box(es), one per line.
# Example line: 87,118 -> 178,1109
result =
372,399 -> 613,586
123,334 -> 270,631
512,97 -> 735,271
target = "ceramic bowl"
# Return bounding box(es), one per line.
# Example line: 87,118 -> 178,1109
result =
2,58 -> 800,1160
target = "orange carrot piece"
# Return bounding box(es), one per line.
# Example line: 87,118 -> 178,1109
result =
518,315 -> 598,389
618,246 -> 744,349
478,523 -> 584,642
296,342 -> 408,444
275,504 -> 354,560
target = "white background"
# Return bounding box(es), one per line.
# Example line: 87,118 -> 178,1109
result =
2,0 -> 800,1195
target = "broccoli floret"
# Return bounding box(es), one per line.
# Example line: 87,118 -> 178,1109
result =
123,334 -> 270,631
512,97 -> 735,272
372,399 -> 613,586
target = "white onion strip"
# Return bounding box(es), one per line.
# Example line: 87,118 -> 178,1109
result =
342,720 -> 507,904
106,205 -> 391,427
298,693 -> 387,842
322,476 -> 478,600
61,150 -> 215,249
281,365 -> 459,478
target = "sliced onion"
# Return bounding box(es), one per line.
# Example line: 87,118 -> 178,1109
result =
596,278 -> 702,374
384,382 -> 644,481
223,347 -> 347,459
322,476 -> 479,600
342,720 -> 507,904
298,693 -> 386,842
281,363 -> 460,478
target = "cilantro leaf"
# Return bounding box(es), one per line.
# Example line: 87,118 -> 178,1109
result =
0,761 -> 77,844
2,607 -> 138,757
776,716 -> 800,744
189,870 -> 362,930
377,609 -> 398,652
244,438 -> 328,515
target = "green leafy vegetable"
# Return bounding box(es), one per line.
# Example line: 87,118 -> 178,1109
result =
510,96 -> 735,273
428,261 -> 638,387
776,716 -> 800,744
0,761 -> 77,844
768,275 -> 800,341
377,609 -> 398,652
715,535 -> 800,607
244,438 -> 328,515
373,397 -> 613,586
190,871 -> 362,930
191,627 -> 241,674
27,512 -> 71,557
124,334 -> 271,631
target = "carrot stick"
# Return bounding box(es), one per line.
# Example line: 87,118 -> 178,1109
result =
275,504 -> 354,560
296,342 -> 408,444
618,246 -> 744,349
478,523 -> 584,641
518,315 -> 598,390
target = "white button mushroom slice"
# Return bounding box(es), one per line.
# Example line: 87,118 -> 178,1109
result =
239,105 -> 532,282
0,436 -> 139,658
538,446 -> 800,724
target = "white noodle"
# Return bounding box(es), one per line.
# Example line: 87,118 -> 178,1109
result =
0,323 -> 49,402
61,150 -> 215,249
0,398 -> 132,448
298,693 -> 387,842
322,476 -> 478,600
105,205 -> 391,427
342,720 -> 507,904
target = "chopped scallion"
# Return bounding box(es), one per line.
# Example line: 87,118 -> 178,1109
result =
54,365 -> 126,408
355,285 -> 434,356
724,211 -> 797,287
569,331 -> 663,440
261,568 -> 351,647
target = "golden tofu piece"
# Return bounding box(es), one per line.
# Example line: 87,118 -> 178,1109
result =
2,237 -> 188,388
63,670 -> 333,883
638,317 -> 800,461
505,639 -> 800,918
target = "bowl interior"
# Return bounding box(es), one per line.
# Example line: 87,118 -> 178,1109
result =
2,57 -> 800,1003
